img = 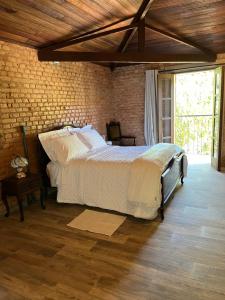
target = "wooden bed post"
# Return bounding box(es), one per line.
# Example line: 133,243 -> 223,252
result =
20,125 -> 30,173
159,206 -> 164,221
181,155 -> 184,185
160,177 -> 165,221
159,152 -> 185,221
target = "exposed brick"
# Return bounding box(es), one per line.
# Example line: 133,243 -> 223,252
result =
112,65 -> 146,145
0,41 -> 113,184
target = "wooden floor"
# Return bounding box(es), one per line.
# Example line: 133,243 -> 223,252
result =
0,161 -> 225,300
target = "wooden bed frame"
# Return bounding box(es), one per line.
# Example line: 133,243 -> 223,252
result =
160,152 -> 184,220
37,125 -> 185,221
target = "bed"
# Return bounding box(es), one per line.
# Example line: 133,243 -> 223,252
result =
38,125 -> 187,220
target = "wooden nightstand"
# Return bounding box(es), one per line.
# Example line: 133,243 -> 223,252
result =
1,173 -> 45,222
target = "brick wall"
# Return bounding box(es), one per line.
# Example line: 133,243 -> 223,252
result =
221,73 -> 225,168
0,41 -> 113,181
112,64 -> 162,145
112,65 -> 146,145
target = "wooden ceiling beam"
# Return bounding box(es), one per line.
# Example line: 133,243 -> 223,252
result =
111,0 -> 155,69
38,50 -> 215,63
138,18 -> 145,51
145,23 -> 216,60
117,0 -> 155,53
40,14 -> 135,51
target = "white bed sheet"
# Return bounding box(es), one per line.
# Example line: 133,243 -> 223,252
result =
47,145 -> 184,219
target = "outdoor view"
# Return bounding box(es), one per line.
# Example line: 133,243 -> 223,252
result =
175,70 -> 214,155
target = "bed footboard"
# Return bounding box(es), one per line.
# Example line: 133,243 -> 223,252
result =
159,152 -> 185,220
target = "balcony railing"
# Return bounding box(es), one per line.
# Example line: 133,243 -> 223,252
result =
175,114 -> 213,155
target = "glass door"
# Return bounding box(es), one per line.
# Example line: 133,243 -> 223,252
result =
211,67 -> 224,170
158,74 -> 175,143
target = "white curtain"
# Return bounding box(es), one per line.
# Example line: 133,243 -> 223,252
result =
144,70 -> 158,146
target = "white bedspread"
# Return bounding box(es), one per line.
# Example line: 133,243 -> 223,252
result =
128,143 -> 184,217
47,144 -> 186,219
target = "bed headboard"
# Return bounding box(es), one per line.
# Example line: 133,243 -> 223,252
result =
38,124 -> 79,188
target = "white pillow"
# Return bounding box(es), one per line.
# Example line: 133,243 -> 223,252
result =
77,129 -> 106,149
68,124 -> 92,134
68,127 -> 81,134
50,134 -> 89,165
38,128 -> 71,161
81,124 -> 93,131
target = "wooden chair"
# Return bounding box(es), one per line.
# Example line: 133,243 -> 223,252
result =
106,121 -> 136,146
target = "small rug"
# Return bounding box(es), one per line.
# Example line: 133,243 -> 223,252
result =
67,209 -> 126,236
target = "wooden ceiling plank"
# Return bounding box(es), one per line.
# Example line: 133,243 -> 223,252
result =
0,14 -> 65,47
64,14 -> 134,41
40,23 -> 137,51
150,0 -> 223,15
147,0 -> 225,54
40,15 -> 135,50
145,23 -> 216,60
64,0 -> 125,24
0,1 -> 72,37
0,24 -> 46,44
0,11 -> 69,45
0,38 -> 36,48
60,33 -> 132,53
20,0 -> 124,46
38,50 -> 215,63
0,0 -> 73,32
30,0 -> 103,28
39,0 -> 138,34
0,20 -> 45,42
89,0 -> 139,16
0,34 -> 36,48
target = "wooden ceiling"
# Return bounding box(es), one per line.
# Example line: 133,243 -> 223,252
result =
146,0 -> 225,55
0,0 -> 141,50
0,0 -> 225,65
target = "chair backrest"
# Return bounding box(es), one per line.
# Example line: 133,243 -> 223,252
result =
106,121 -> 122,141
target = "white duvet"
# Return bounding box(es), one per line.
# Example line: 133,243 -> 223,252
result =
47,144 -> 186,219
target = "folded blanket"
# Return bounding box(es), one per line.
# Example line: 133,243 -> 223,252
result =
127,143 -> 185,208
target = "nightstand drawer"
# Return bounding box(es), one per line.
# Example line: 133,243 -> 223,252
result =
16,180 -> 41,194
3,174 -> 42,195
